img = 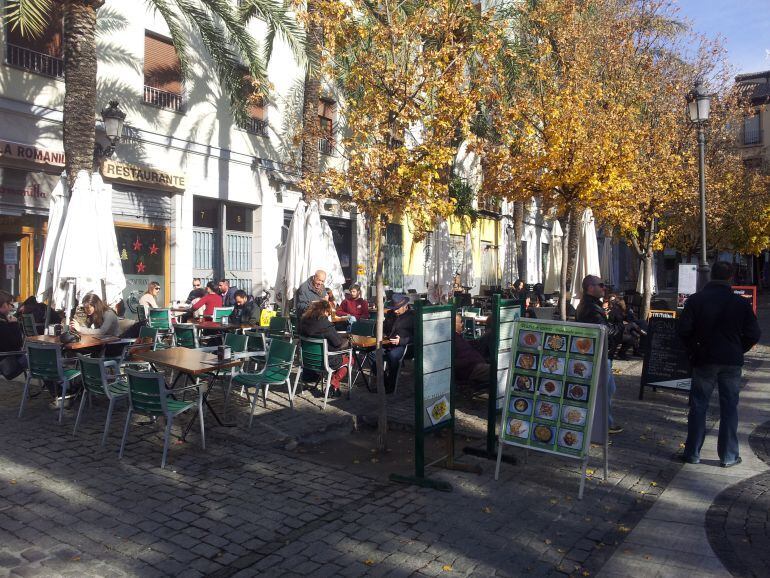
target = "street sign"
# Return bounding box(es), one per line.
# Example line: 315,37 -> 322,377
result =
3,242 -> 17,265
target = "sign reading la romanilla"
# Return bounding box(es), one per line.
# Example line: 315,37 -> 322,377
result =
101,159 -> 186,192
0,140 -> 65,167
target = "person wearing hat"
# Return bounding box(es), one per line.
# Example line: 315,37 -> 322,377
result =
376,293 -> 415,393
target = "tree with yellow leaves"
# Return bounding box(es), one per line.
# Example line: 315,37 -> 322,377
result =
305,0 -> 501,450
475,0 -> 638,319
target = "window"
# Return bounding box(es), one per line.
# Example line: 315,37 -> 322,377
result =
193,197 -> 219,229
226,204 -> 253,233
384,224 -> 404,289
238,68 -> 268,136
5,3 -> 63,78
742,113 -> 761,145
143,32 -> 184,111
318,99 -> 336,156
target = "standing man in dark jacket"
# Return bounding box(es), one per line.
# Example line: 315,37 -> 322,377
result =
218,279 -> 238,308
576,275 -> 624,434
677,261 -> 761,467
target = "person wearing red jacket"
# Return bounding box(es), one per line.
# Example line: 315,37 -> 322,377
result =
192,281 -> 224,317
335,284 -> 370,321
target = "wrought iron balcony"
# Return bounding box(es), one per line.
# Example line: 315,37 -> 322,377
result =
5,43 -> 63,79
143,85 -> 185,112
741,125 -> 763,146
240,117 -> 268,137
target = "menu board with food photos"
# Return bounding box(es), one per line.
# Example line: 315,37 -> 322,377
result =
499,319 -> 605,460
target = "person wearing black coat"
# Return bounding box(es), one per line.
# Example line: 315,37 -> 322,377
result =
677,262 -> 761,467
379,293 -> 415,393
0,291 -> 26,380
300,300 -> 350,396
576,275 -> 623,434
229,290 -> 261,325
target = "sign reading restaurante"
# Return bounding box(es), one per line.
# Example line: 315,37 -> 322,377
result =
101,159 -> 186,191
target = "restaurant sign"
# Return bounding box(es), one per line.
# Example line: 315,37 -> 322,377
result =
101,159 -> 186,192
0,140 -> 65,167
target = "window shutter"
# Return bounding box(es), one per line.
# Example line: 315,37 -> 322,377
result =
144,32 -> 182,94
7,3 -> 62,56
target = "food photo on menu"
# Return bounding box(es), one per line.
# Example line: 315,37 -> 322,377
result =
566,382 -> 589,402
557,428 -> 584,450
567,359 -> 593,380
570,336 -> 595,355
515,352 -> 539,371
531,423 -> 555,445
507,417 -> 530,439
543,334 -> 568,352
518,331 -> 542,349
538,377 -> 563,397
510,396 -> 533,416
561,405 -> 587,427
535,399 -> 559,421
540,355 -> 565,375
513,374 -> 535,393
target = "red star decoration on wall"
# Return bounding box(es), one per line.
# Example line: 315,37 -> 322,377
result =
149,243 -> 159,255
136,262 -> 146,273
132,237 -> 142,251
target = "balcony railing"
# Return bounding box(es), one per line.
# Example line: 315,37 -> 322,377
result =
143,85 -> 184,112
319,136 -> 336,156
240,117 -> 268,137
5,43 -> 63,78
741,125 -> 763,146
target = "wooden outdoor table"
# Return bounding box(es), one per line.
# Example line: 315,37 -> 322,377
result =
351,335 -> 377,348
134,347 -> 242,439
26,334 -> 119,351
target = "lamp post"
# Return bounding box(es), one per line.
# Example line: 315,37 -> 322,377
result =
98,100 -> 126,158
686,79 -> 712,291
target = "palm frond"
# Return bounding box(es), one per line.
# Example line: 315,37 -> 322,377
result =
3,0 -> 52,38
147,0 -> 193,80
238,0 -> 307,68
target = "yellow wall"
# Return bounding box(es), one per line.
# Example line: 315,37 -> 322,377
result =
400,214 -> 501,287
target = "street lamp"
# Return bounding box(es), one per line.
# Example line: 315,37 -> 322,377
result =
99,100 -> 126,158
686,79 -> 712,290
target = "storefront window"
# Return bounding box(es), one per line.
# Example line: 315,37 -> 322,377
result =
116,225 -> 166,318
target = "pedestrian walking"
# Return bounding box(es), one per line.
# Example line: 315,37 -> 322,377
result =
677,261 -> 761,467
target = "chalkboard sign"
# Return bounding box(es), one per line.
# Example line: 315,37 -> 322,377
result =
732,285 -> 757,314
639,316 -> 691,398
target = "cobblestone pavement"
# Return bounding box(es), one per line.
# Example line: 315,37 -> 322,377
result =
0,312 -> 767,577
705,421 -> 770,578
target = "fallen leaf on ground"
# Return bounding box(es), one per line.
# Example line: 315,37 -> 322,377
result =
364,559 -> 375,566
442,565 -> 453,571
650,482 -> 658,487
9,480 -> 16,485
71,556 -> 81,562
545,539 -> 552,545
549,498 -> 558,505
482,506 -> 492,514
618,525 -> 631,533
586,469 -> 595,476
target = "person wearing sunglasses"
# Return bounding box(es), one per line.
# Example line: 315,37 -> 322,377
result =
576,275 -> 624,434
185,278 -> 206,305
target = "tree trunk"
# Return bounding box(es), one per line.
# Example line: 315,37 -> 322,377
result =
565,209 -> 579,293
558,208 -> 572,321
641,252 -> 653,320
512,200 -> 524,278
299,0 -> 322,185
63,0 -> 103,188
374,222 -> 388,452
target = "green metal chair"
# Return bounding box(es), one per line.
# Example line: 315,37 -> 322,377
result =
19,342 -> 81,423
350,319 -> 376,337
267,316 -> 292,341
74,356 -> 129,446
294,337 -> 353,409
243,329 -> 267,370
138,325 -> 159,344
174,323 -> 199,349
231,339 -> 297,427
121,369 -> 204,469
201,333 -> 249,407
147,308 -> 172,330
213,307 -> 234,323
20,313 -> 39,338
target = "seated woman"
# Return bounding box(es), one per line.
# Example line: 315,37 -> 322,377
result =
188,281 -> 223,319
138,281 -> 161,316
300,300 -> 350,397
71,293 -> 120,337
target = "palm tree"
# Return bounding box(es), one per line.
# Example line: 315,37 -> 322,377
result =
4,0 -> 304,188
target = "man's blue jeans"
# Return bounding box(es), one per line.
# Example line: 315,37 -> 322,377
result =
607,360 -> 616,428
684,364 -> 742,464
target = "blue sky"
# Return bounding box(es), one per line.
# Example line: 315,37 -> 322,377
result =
675,0 -> 770,75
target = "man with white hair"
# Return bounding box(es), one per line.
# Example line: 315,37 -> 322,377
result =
295,269 -> 327,317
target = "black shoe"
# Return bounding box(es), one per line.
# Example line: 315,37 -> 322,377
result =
608,424 -> 624,434
331,388 -> 342,398
677,453 -> 700,464
720,457 -> 742,468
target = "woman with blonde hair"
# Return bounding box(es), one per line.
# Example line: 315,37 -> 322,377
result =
71,293 -> 120,337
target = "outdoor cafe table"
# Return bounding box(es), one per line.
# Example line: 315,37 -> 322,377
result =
133,347 -> 242,441
26,334 -> 119,352
350,334 -> 377,391
193,320 -> 254,332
